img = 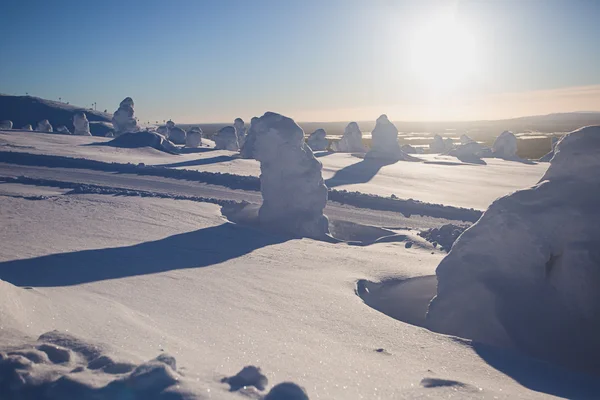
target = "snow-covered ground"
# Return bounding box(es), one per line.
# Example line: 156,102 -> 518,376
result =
1,129 -> 598,399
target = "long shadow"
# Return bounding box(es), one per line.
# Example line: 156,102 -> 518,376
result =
157,155 -> 238,168
178,147 -> 217,154
314,151 -> 334,158
325,159 -> 396,188
0,223 -> 288,287
474,343 -> 600,399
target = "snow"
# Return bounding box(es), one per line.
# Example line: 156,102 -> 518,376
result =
111,97 -> 139,135
492,130 -> 518,159
73,112 -> 91,136
36,119 -> 53,133
168,126 -> 187,145
214,126 -> 240,151
0,120 -> 13,130
539,136 -> 560,162
460,134 -> 474,145
429,134 -> 454,153
0,126 -> 598,398
234,117 -> 246,145
253,112 -> 329,238
21,124 -> 33,131
106,130 -> 180,154
366,115 -> 417,161
307,128 -> 328,151
331,122 -> 366,153
427,125 -> 600,372
55,125 -> 71,134
186,126 -> 202,148
240,116 -> 259,159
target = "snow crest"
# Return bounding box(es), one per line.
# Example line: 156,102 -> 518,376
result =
254,112 -> 329,238
427,125 -> 600,371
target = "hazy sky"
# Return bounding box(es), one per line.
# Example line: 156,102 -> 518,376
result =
2,0 -> 599,123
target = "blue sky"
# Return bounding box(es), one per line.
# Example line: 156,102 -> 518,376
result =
1,0 -> 599,122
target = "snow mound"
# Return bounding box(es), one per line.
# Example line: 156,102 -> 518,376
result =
55,125 -> 71,135
106,131 -> 179,155
156,125 -> 169,137
254,112 -> 329,238
214,126 -> 239,151
307,128 -> 328,151
539,136 -> 560,162
111,97 -> 139,136
168,126 -> 186,145
460,134 -> 474,145
36,119 -> 53,133
0,120 -> 13,130
429,134 -> 454,153
0,330 -> 193,400
447,141 -> 489,164
400,144 -> 420,154
331,122 -> 365,153
492,130 -> 517,159
366,115 -> 418,161
89,121 -> 114,137
427,125 -> 600,371
21,124 -> 33,131
73,112 -> 91,136
186,127 -> 202,148
234,117 -> 246,145
240,117 -> 259,159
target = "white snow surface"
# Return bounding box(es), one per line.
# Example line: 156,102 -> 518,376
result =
332,122 -> 365,153
307,128 -> 329,151
73,112 -> 91,136
0,128 -> 598,398
427,126 -> 600,372
492,130 -> 518,159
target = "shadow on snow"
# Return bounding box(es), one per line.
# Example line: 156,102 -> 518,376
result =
325,159 -> 396,188
157,155 -> 238,168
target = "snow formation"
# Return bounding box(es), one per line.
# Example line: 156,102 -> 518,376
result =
307,128 -> 328,151
429,134 -> 454,153
332,122 -> 365,153
427,125 -> 600,370
214,126 -> 239,151
460,134 -> 474,145
254,112 -> 329,238
156,125 -> 169,138
0,120 -> 13,130
400,144 -> 419,154
492,130 -> 518,159
55,125 -> 71,134
108,130 -> 179,154
21,124 -> 33,131
36,119 -> 53,133
365,115 -> 416,161
539,136 -> 560,162
234,118 -> 246,145
240,117 -> 259,159
73,112 -> 91,136
111,97 -> 139,136
186,127 -> 202,147
168,126 -> 187,145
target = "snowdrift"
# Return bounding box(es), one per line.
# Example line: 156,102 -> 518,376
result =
105,131 -> 179,155
427,125 -> 600,372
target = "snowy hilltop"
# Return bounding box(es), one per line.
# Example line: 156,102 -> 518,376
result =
331,122 -> 365,153
427,125 -> 600,371
254,112 -> 329,238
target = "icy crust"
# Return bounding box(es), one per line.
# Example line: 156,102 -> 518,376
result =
73,112 -> 91,136
254,112 -> 329,238
427,126 -> 600,370
186,127 -> 202,147
306,129 -> 328,151
366,115 -> 417,161
111,97 -> 139,136
214,126 -> 240,151
332,122 -> 365,153
492,130 -> 517,159
36,120 -> 53,133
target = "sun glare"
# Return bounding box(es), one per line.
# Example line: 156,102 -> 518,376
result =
409,15 -> 478,94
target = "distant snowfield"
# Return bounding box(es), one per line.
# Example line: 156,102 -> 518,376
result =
1,130 -> 597,399
0,130 -> 547,209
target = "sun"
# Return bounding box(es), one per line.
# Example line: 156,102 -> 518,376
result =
409,15 -> 478,94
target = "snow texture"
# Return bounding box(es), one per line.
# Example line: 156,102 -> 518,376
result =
73,112 -> 91,136
36,119 -> 53,133
331,122 -> 365,153
427,125 -> 600,371
0,120 -> 13,130
254,112 -> 329,238
307,129 -> 328,151
55,125 -> 71,135
365,115 -> 417,161
429,134 -> 454,153
492,130 -> 518,159
111,97 -> 139,136
240,117 -> 259,159
447,141 -> 489,164
214,126 -> 239,151
21,124 -> 33,131
418,224 -> 468,252
168,126 -> 187,145
107,130 -> 180,155
539,136 -> 560,162
186,127 -> 202,148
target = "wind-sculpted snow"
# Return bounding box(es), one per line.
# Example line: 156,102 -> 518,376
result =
36,119 -> 53,133
21,124 -> 33,131
168,126 -> 187,145
418,224 -> 469,252
254,112 -> 330,238
214,126 -> 239,151
429,134 -> 454,154
107,130 -> 180,154
0,120 -> 13,130
186,127 -> 202,147
112,97 -> 139,135
239,117 -> 259,159
234,118 -> 246,145
73,112 -> 91,136
55,125 -> 71,135
427,125 -> 600,372
539,136 -> 560,162
492,130 -> 517,159
331,122 -> 365,153
306,128 -> 328,151
366,115 -> 418,161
